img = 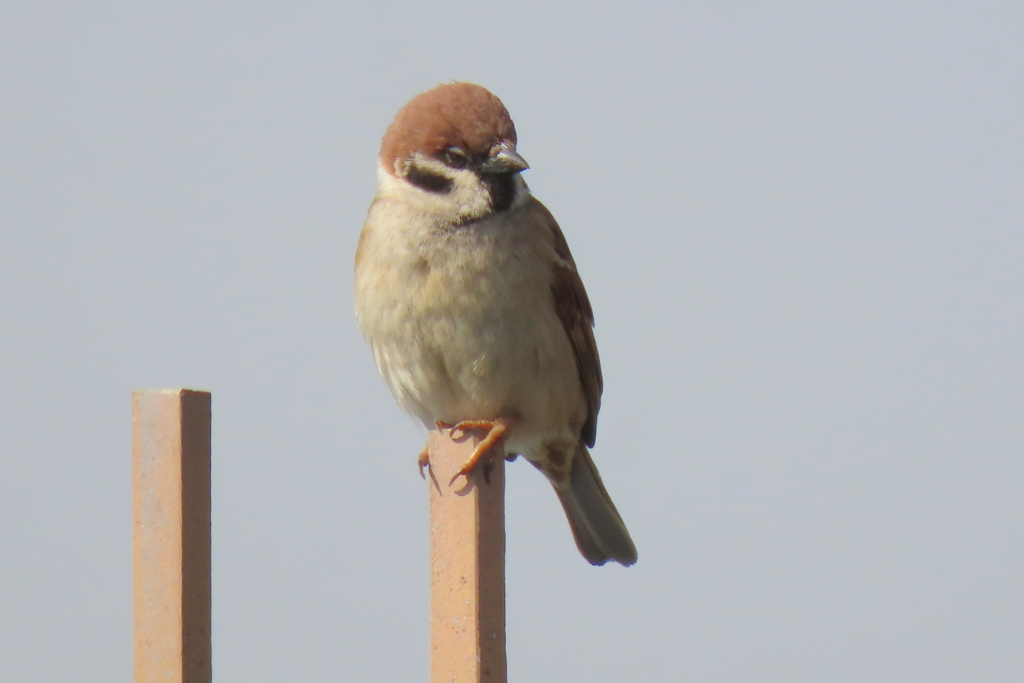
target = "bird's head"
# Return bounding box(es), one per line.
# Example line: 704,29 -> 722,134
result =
378,82 -> 530,222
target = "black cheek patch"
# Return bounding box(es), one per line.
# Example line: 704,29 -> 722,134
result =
406,166 -> 454,194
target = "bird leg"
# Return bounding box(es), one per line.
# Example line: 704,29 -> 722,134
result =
446,418 -> 511,486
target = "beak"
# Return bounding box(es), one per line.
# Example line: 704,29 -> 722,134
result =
478,144 -> 529,175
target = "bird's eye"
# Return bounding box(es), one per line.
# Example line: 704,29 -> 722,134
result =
443,147 -> 470,169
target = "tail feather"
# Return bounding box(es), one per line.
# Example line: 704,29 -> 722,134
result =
554,446 -> 637,566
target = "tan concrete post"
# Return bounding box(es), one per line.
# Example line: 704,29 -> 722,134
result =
132,389 -> 212,683
427,429 -> 507,683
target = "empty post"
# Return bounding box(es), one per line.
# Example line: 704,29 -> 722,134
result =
132,389 -> 212,683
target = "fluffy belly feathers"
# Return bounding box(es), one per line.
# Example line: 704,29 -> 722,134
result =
355,212 -> 585,457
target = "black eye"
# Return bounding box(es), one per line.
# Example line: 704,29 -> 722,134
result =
443,147 -> 469,169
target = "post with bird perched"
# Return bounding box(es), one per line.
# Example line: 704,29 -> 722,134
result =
425,429 -> 508,682
356,83 -> 638,681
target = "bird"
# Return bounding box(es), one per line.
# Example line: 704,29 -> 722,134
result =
354,82 -> 637,566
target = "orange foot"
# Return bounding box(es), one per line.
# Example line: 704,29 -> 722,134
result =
446,418 -> 511,486
417,444 -> 430,479
418,421 -> 456,478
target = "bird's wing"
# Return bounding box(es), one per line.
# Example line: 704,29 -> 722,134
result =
528,197 -> 603,447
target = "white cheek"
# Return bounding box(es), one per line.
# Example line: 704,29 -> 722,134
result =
375,161 -> 495,224
448,171 -> 492,216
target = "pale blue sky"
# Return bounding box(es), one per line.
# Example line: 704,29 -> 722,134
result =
1,3 -> 1022,681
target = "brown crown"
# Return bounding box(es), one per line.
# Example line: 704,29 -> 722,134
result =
379,82 -> 517,175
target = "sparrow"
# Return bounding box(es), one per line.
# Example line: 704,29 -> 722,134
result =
354,82 -> 637,566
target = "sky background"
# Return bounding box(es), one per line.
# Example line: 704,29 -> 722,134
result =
1,2 -> 1022,681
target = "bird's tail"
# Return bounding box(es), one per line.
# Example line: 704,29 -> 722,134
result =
553,445 -> 637,566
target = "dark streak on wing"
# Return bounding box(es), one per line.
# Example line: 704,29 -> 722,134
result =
531,197 -> 604,447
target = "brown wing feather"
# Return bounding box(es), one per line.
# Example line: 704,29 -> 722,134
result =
530,197 -> 604,447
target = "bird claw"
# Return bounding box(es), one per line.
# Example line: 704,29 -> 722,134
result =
417,421 -> 457,478
418,445 -> 430,479
441,419 -> 510,486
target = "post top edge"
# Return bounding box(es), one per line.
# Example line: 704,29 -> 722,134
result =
131,388 -> 211,396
